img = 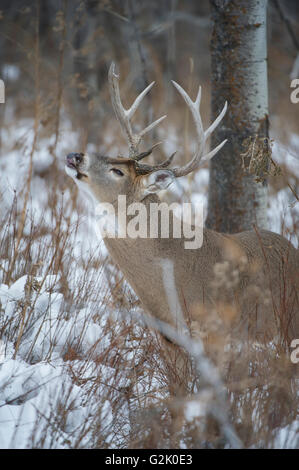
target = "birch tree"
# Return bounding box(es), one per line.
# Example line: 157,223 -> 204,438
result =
206,0 -> 269,233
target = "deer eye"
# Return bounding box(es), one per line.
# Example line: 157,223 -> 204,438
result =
110,168 -> 124,177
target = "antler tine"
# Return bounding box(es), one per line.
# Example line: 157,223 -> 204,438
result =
108,62 -> 167,159
135,152 -> 176,175
135,142 -> 163,161
171,81 -> 204,138
205,101 -> 228,141
170,80 -> 227,178
156,151 -> 176,168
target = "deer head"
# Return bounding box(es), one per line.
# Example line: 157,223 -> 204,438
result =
65,63 -> 227,207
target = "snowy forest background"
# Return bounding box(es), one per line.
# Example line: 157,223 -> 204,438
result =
0,0 -> 299,448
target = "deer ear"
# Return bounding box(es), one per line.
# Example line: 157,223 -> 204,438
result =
142,170 -> 175,195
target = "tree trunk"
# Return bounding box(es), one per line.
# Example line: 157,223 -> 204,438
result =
206,0 -> 269,233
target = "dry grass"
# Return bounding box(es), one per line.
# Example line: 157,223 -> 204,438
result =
1,183 -> 298,448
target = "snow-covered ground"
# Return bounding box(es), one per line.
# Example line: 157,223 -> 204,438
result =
0,114 -> 132,448
0,110 -> 298,448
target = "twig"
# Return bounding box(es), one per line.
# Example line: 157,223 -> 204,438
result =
53,0 -> 68,153
7,0 -> 40,284
272,0 -> 299,52
270,156 -> 299,202
130,309 -> 244,449
125,0 -> 153,132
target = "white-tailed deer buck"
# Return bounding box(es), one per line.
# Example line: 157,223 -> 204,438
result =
66,64 -> 299,370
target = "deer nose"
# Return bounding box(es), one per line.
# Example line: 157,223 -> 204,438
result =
66,152 -> 84,166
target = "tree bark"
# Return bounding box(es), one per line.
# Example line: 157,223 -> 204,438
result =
206,0 -> 269,233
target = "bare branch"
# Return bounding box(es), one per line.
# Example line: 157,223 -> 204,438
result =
130,309 -> 243,449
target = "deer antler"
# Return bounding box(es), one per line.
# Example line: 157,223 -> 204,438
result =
108,62 -> 166,159
170,80 -> 227,177
108,64 -> 227,176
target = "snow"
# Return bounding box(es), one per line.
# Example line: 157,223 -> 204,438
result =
274,419 -> 299,449
0,356 -> 98,448
0,267 -> 120,448
184,399 -> 205,422
268,137 -> 299,247
0,111 -> 125,447
2,64 -> 20,82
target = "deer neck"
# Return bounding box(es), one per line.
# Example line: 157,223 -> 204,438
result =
99,193 -> 213,329
101,193 -> 167,266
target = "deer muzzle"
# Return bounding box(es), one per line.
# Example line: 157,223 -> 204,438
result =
66,152 -> 84,170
